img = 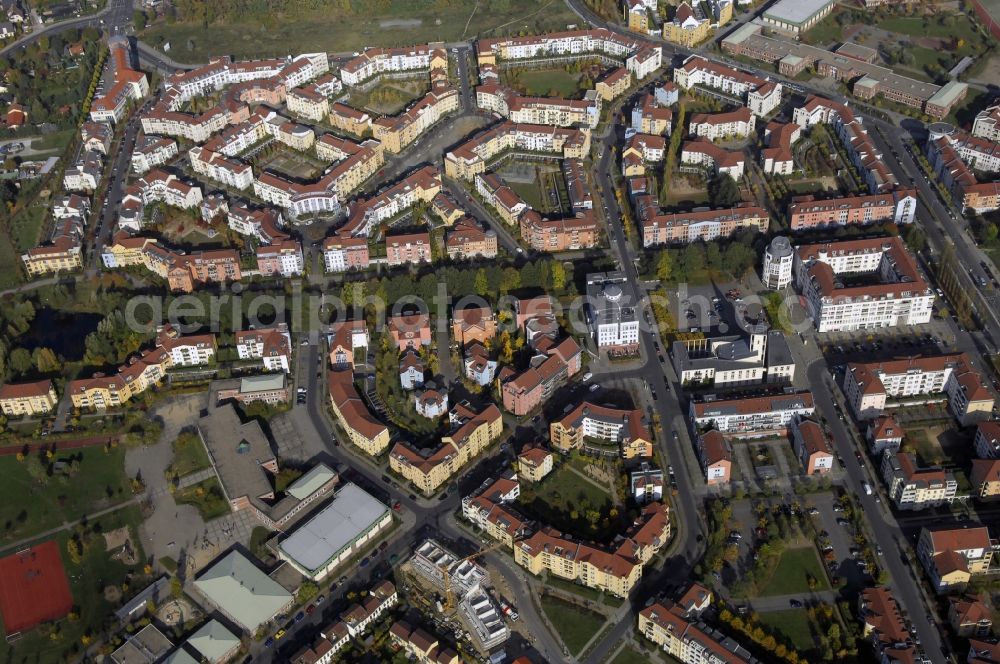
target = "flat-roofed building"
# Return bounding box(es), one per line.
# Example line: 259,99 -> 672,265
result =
762,0 -> 835,33
277,483 -> 392,580
673,329 -> 794,387
586,271 -> 640,352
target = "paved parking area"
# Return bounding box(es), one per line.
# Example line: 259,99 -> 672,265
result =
808,492 -> 865,589
271,410 -> 327,462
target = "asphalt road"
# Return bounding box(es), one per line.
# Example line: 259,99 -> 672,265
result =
805,361 -> 947,660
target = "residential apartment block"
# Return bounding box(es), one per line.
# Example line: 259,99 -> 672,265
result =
881,452 -> 957,511
690,391 -> 815,437
680,139 -> 745,178
327,370 -> 390,456
372,86 -> 459,153
0,379 -> 58,417
788,190 -> 917,230
550,401 -> 653,459
793,236 -> 933,332
672,55 -> 782,117
389,402 -> 503,495
446,219 -> 497,260
637,199 -> 768,247
444,122 -> 591,180
499,337 -> 582,415
476,84 -> 601,128
235,324 -> 292,373
90,37 -> 149,123
858,587 -> 928,664
918,526 -> 994,592
638,587 -> 758,664
843,354 -> 994,425
688,107 -> 754,140
385,232 -> 432,267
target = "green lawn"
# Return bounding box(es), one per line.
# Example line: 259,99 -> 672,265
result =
165,431 -> 210,479
801,13 -> 844,45
612,646 -> 656,664
0,446 -> 132,545
526,461 -> 612,513
10,204 -> 48,252
0,505 -> 149,663
540,595 -> 605,656
757,609 -> 817,651
877,14 -> 981,40
513,68 -> 581,97
759,546 -> 830,596
143,0 -> 580,63
173,477 -> 230,521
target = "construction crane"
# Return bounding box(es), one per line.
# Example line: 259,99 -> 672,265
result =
440,539 -> 507,612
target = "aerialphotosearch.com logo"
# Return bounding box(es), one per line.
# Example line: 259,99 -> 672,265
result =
122,280 -> 814,340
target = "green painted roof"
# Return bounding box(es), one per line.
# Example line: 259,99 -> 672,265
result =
193,551 -> 291,631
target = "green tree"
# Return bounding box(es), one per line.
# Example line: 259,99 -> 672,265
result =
32,347 -> 59,374
133,10 -> 147,29
500,267 -> 521,294
9,347 -> 32,375
655,250 -> 673,282
551,261 -> 566,292
708,174 -> 741,207
474,268 -> 489,297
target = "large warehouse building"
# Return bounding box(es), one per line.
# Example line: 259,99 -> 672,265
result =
762,0 -> 836,34
277,483 -> 392,580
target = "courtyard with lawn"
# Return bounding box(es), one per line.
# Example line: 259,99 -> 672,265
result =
255,147 -> 327,181
503,67 -> 585,98
0,446 -> 132,545
516,455 -> 626,541
540,594 -> 606,657
497,160 -> 571,214
349,79 -> 430,116
758,545 -> 830,596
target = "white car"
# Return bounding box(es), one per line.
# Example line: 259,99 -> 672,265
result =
582,372 -> 593,382
589,384 -> 600,392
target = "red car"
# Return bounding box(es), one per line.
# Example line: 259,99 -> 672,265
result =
393,501 -> 402,511
306,603 -> 316,615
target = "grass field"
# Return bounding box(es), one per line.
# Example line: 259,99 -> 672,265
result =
612,646 -> 661,664
166,431 -> 210,479
877,14 -> 982,41
759,546 -> 830,596
10,204 -> 48,252
527,461 -> 612,512
757,609 -> 817,651
0,505 -> 148,664
540,595 -> 605,656
143,0 -> 580,63
512,68 -> 581,97
0,447 -> 131,545
800,13 -> 844,46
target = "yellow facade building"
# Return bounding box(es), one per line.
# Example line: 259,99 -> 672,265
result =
0,380 -> 59,417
